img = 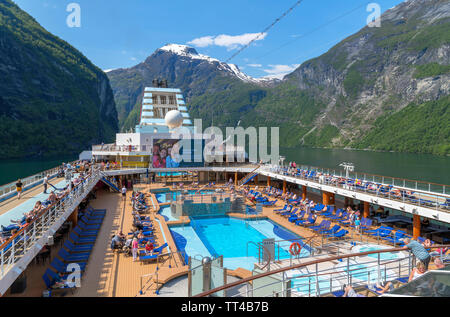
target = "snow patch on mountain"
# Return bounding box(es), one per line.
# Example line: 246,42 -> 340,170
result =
159,44 -> 279,85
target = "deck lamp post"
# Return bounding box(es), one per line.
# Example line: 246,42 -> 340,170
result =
339,162 -> 354,188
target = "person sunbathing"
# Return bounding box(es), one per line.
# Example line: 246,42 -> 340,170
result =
48,191 -> 57,203
408,261 -> 427,282
433,258 -> 445,269
343,285 -> 365,297
32,201 -> 43,214
375,281 -> 394,294
145,241 -> 154,255
51,272 -> 71,289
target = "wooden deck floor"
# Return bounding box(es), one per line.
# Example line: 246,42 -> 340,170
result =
5,181 -> 427,297
71,188 -> 187,297
0,177 -> 65,215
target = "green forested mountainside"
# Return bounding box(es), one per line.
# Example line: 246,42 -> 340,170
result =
0,0 -> 118,159
352,96 -> 450,155
109,0 -> 449,155
191,0 -> 450,155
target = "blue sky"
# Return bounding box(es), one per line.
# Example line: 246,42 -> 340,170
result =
14,0 -> 405,78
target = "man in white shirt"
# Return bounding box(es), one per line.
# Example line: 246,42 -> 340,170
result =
122,186 -> 127,199
43,175 -> 48,194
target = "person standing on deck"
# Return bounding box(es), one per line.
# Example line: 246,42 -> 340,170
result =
132,237 -> 138,261
403,238 -> 431,270
16,179 -> 23,200
122,186 -> 127,200
43,175 -> 48,194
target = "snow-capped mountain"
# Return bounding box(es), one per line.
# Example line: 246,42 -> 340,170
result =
158,44 -> 277,85
107,44 -> 279,128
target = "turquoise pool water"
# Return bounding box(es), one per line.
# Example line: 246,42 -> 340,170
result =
346,263 -> 388,283
355,245 -> 401,261
157,172 -> 189,177
289,275 -> 337,295
155,190 -> 215,203
170,216 -> 309,271
159,205 -> 178,222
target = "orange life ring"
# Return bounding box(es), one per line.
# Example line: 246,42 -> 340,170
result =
289,242 -> 302,256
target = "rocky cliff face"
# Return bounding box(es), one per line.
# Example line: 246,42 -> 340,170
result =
0,0 -> 118,159
108,0 -> 449,155
282,0 -> 449,150
107,44 -> 273,130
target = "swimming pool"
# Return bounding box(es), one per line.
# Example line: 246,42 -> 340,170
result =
159,205 -> 178,222
353,244 -> 404,261
170,216 -> 309,271
155,190 -> 215,203
157,172 -> 189,177
337,261 -> 391,284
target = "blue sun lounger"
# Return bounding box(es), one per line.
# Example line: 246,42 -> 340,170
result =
274,204 -> 289,212
51,257 -> 86,274
58,248 -> 90,263
321,225 -> 341,235
63,240 -> 93,253
139,243 -> 168,262
326,229 -> 348,239
42,268 -> 79,293
281,207 -> 297,216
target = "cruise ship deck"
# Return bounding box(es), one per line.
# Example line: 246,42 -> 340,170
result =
0,81 -> 448,297
1,171 -> 448,297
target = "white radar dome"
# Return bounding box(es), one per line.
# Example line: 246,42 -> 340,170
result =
165,110 -> 183,129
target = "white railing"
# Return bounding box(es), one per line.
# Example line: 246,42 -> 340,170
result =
0,160 -> 77,200
261,164 -> 450,212
196,245 -> 448,297
92,144 -> 150,153
0,168 -> 101,280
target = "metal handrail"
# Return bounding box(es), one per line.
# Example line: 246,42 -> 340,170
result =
263,164 -> 450,197
261,165 -> 450,211
282,162 -> 449,188
194,244 -> 450,297
0,168 -> 101,278
238,165 -> 261,186
0,160 -> 78,198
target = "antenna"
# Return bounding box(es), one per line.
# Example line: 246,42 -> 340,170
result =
339,162 -> 354,178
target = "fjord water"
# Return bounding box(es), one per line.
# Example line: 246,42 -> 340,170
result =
0,156 -> 76,185
281,147 -> 450,185
0,148 -> 448,186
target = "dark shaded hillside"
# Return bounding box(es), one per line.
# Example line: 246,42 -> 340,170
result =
0,0 -> 118,159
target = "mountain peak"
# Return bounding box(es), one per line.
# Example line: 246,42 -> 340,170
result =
159,44 -> 198,55
145,43 -> 279,85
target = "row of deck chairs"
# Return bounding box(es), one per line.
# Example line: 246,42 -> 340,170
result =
42,207 -> 106,294
320,207 -> 414,245
131,214 -> 168,263
248,189 -> 277,206
277,204 -> 349,240
275,167 -> 450,210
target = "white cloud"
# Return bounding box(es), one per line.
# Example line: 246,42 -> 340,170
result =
188,32 -> 267,50
188,36 -> 215,47
130,57 -> 137,61
262,64 -> 300,79
247,63 -> 262,68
